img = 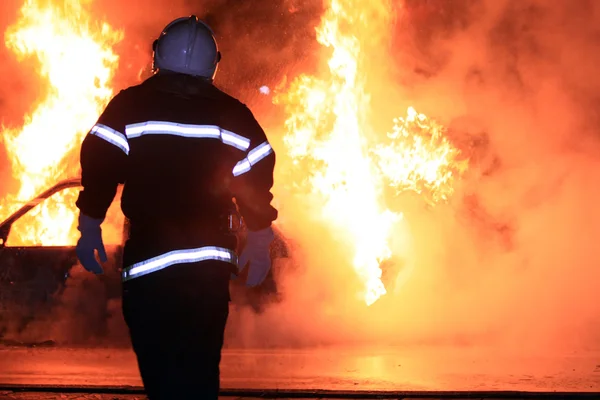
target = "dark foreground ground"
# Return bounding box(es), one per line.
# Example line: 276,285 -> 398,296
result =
0,345 -> 598,398
1,390 -> 600,400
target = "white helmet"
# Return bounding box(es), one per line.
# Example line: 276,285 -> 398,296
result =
152,15 -> 221,80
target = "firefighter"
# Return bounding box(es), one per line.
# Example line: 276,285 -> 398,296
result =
74,15 -> 277,399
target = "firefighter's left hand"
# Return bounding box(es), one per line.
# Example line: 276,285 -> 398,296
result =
238,227 -> 274,287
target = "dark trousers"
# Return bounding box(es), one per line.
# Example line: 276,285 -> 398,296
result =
122,260 -> 231,400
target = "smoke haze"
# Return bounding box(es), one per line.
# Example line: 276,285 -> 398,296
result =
1,0 -> 600,364
223,0 -> 600,357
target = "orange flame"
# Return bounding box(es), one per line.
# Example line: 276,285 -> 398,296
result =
276,0 -> 467,305
0,0 -> 123,246
375,107 -> 470,206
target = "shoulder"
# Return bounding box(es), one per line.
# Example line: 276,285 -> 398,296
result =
102,86 -> 136,111
212,85 -> 256,117
96,84 -> 142,129
111,82 -> 144,103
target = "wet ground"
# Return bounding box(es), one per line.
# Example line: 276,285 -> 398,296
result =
0,393 -> 599,400
0,345 -> 599,394
0,394 -> 596,400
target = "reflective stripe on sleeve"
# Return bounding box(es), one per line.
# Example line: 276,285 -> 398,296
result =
233,141 -> 273,176
125,121 -> 251,151
221,129 -> 251,151
122,246 -> 238,282
90,124 -> 129,154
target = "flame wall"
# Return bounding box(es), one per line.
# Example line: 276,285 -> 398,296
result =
218,0 -> 600,357
1,0 -> 600,360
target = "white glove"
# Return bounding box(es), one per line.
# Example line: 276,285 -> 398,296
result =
237,227 -> 274,287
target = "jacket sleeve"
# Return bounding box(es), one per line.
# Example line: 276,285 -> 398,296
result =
75,91 -> 129,220
229,107 -> 278,231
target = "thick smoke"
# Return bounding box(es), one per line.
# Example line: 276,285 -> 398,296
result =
385,0 -> 600,353
3,0 -> 600,360
94,0 -> 322,102
0,0 -> 321,345
1,264 -> 130,346
241,0 -> 600,356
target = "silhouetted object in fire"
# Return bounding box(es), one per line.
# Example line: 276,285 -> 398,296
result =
0,178 -> 291,344
74,15 -> 278,400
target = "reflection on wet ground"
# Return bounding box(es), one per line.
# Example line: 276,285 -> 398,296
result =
0,345 -> 599,392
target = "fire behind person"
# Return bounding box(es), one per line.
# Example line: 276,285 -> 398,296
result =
74,16 -> 278,399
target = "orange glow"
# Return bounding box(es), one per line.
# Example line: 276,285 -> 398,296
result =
275,0 -> 467,305
375,106 -> 469,206
0,0 -> 466,302
0,0 -> 123,246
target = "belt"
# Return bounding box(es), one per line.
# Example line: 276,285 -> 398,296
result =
122,246 -> 238,282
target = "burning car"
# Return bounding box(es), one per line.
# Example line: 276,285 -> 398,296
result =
0,0 -> 475,319
0,178 -> 291,340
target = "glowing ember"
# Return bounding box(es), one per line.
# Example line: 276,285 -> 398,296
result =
0,0 -> 122,246
259,85 -> 271,95
276,0 -> 467,305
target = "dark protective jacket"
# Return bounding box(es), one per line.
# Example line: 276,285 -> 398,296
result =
75,73 -> 278,281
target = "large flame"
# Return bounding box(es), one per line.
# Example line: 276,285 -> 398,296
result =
0,0 -> 123,246
0,0 -> 466,306
276,0 -> 467,305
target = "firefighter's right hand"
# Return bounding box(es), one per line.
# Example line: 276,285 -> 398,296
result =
75,213 -> 107,274
238,226 -> 274,287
